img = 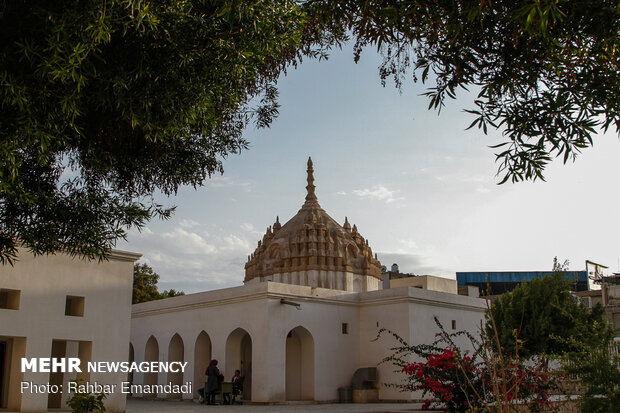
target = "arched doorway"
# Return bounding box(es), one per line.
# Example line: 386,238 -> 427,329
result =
225,328 -> 252,400
285,326 -> 314,401
144,336 -> 159,391
194,331 -> 212,395
167,334 -> 184,398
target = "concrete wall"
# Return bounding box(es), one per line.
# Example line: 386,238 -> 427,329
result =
390,275 -> 458,294
0,248 -> 139,413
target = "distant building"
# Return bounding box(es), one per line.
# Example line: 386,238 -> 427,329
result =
575,274 -> 620,335
456,270 -> 593,296
382,265 -> 459,295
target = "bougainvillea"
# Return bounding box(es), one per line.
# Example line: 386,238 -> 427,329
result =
379,317 -> 561,412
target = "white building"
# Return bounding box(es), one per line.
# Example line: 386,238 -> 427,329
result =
130,159 -> 486,403
0,248 -> 139,412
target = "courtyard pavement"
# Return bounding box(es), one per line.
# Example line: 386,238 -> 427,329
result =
126,399 -> 427,413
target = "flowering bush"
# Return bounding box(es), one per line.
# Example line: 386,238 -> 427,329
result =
380,318 -> 561,412
401,348 -> 481,411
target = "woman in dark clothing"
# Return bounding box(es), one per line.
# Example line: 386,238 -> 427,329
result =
205,359 -> 220,405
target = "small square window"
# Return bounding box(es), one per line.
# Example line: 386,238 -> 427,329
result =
451,320 -> 457,330
65,296 -> 85,317
342,323 -> 348,334
0,288 -> 20,310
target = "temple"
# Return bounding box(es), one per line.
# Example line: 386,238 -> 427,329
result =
245,157 -> 382,291
128,158 -> 486,404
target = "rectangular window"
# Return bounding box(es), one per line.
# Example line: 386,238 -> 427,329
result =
0,288 -> 20,310
342,323 -> 348,334
65,296 -> 85,317
451,320 -> 457,330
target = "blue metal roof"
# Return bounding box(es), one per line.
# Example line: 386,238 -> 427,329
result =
456,271 -> 587,286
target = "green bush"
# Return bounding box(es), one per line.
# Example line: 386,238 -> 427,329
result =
66,380 -> 106,413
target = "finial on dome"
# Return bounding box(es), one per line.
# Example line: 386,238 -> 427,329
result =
273,216 -> 281,231
304,157 -> 318,206
343,216 -> 351,232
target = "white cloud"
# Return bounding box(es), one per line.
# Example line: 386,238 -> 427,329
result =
336,191 -> 347,195
179,219 -> 200,228
160,228 -> 217,255
240,222 -> 262,236
352,185 -> 405,204
123,223 -> 258,292
398,239 -> 418,250
208,176 -> 251,189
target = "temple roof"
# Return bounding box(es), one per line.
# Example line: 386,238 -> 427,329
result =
244,158 -> 382,282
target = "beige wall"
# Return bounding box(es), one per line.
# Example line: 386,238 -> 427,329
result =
0,248 -> 139,413
390,275 -> 458,294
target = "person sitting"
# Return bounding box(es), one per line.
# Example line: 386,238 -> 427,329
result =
231,370 -> 243,404
222,369 -> 242,405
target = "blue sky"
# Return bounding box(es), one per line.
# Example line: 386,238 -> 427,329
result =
119,44 -> 620,293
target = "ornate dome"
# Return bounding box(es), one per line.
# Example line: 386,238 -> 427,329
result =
244,158 -> 382,284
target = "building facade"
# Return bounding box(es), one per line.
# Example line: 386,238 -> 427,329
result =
130,159 -> 486,403
0,248 -> 139,412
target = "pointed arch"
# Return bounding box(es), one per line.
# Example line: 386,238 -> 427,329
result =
225,328 -> 252,401
346,243 -> 359,258
144,336 -> 159,390
167,334 -> 184,397
194,331 -> 212,395
285,326 -> 314,401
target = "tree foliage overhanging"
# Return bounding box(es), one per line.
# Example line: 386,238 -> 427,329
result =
1,0 -> 618,263
307,0 -> 620,183
0,0 -> 343,264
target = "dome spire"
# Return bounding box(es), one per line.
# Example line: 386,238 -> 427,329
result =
304,157 -> 319,207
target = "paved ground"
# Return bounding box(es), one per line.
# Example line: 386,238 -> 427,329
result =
126,399 -> 426,413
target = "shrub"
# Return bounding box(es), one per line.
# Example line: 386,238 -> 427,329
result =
379,317 -> 561,412
66,380 -> 106,413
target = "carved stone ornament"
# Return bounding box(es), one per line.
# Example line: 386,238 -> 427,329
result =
244,158 -> 382,283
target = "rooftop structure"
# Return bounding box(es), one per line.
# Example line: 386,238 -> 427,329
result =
456,270 -> 590,296
244,157 -> 382,292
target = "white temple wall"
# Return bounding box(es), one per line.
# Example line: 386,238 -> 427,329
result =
358,291 -> 414,400
131,282 -> 486,403
131,283 -> 361,402
132,294 -> 266,400
358,287 -> 486,401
